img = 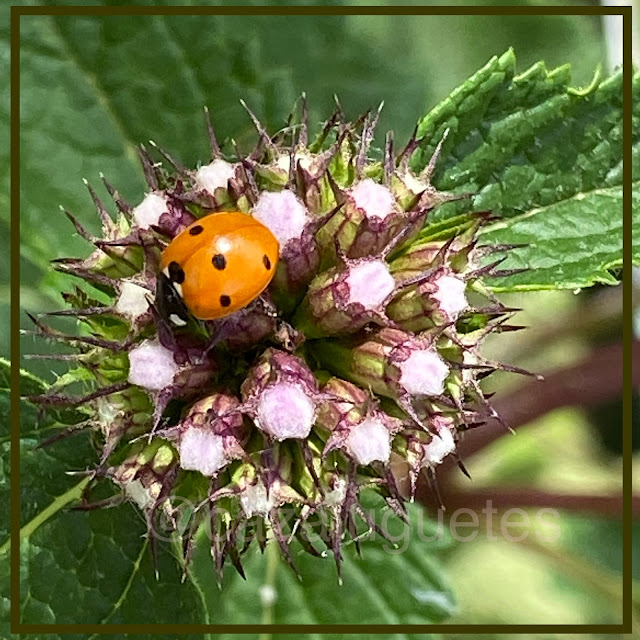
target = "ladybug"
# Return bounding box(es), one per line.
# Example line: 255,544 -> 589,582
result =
156,211 -> 279,325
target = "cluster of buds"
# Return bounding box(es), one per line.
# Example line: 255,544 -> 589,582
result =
27,97 -> 535,582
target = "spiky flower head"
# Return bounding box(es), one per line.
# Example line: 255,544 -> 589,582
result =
28,96 -> 536,582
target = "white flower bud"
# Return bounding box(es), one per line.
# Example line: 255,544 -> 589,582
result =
194,159 -> 235,193
256,382 -> 315,440
179,428 -> 227,476
398,348 -> 449,396
422,425 -> 455,465
349,178 -> 396,220
431,274 -> 468,318
252,189 -> 308,247
345,417 -> 391,464
132,192 -> 169,229
240,481 -> 274,517
115,282 -> 150,319
127,339 -> 178,391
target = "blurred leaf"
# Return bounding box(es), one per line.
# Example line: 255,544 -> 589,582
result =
559,516 -> 638,581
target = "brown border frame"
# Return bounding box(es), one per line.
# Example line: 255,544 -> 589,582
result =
10,3 -> 633,635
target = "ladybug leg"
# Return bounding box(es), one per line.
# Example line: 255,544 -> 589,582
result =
251,293 -> 303,352
274,320 -> 304,352
253,292 -> 278,318
202,319 -> 227,356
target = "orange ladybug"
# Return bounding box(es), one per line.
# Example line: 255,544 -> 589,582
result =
157,211 -> 279,324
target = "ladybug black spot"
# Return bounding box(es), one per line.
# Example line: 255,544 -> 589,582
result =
168,261 -> 185,284
220,294 -> 231,307
189,225 -> 204,236
212,253 -> 227,270
263,254 -> 271,270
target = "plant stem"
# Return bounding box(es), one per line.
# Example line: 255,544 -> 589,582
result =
0,476 -> 90,555
418,486 -> 640,519
258,538 -> 280,638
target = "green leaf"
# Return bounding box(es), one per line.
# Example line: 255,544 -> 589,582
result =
186,502 -> 455,632
416,51 -> 629,218
16,508 -> 203,634
0,362 -> 206,633
413,50 -> 633,290
479,184 -> 633,291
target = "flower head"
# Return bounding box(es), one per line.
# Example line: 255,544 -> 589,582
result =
29,98 -> 533,582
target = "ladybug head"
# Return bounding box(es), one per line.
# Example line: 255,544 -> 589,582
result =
155,271 -> 192,328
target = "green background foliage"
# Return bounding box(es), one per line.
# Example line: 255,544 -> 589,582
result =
4,0 -> 632,635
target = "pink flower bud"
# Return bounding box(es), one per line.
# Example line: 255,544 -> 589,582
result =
252,189 -> 324,291
256,382 -> 316,440
387,266 -> 470,332
422,416 -> 456,466
397,348 -> 450,396
318,377 -> 403,466
179,429 -> 227,476
295,258 -> 398,337
431,274 -> 468,319
346,260 -> 396,309
349,178 -> 396,221
173,393 -> 246,476
253,189 -> 308,249
242,349 -> 321,441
